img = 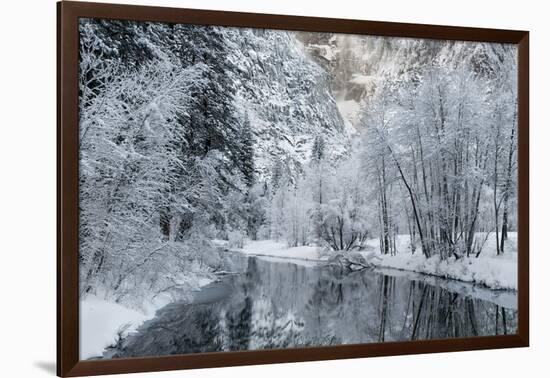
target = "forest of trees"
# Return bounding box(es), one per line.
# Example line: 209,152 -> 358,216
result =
79,20 -> 259,301
268,59 -> 518,261
79,19 -> 518,303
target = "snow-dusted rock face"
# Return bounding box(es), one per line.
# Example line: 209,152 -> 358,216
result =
82,20 -> 350,183
297,32 -> 516,129
223,28 -> 350,180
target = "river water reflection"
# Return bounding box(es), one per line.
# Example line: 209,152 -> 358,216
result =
104,255 -> 517,358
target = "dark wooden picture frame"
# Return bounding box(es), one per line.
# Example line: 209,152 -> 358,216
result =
57,1 -> 529,376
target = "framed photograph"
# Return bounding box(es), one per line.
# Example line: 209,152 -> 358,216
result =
57,1 -> 529,376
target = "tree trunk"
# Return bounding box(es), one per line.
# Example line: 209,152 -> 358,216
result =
500,114 -> 516,253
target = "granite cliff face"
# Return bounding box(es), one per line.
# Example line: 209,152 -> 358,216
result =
81,20 -> 351,183
297,32 -> 516,129
223,28 -> 350,179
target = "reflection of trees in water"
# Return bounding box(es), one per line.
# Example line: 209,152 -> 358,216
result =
223,297 -> 252,350
107,304 -> 223,358
303,267 -> 517,344
402,282 -> 516,341
222,256 -> 308,351
304,269 -> 350,345
248,297 -> 306,349
378,275 -> 395,342
105,258 -> 518,359
221,258 -> 256,351
495,304 -> 509,335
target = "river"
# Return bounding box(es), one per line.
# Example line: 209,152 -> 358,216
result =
103,253 -> 517,359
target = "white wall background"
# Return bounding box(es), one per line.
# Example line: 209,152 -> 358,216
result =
0,0 -> 547,376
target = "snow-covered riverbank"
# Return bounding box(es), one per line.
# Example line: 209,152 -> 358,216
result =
240,240 -> 322,261
373,251 -> 516,290
80,295 -> 153,360
237,233 -> 518,291
369,233 -> 518,290
80,274 -> 216,359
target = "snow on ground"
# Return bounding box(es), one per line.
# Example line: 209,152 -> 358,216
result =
80,272 -> 216,359
247,254 -> 320,268
241,240 -> 322,261
373,252 -> 517,290
239,233 -> 518,291
367,233 -> 518,291
80,295 -> 152,360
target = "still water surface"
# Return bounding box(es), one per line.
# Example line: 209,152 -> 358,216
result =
104,254 -> 517,358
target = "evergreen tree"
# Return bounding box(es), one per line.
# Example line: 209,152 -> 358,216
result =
238,112 -> 255,187
169,25 -> 248,234
311,135 -> 326,163
271,157 -> 283,191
